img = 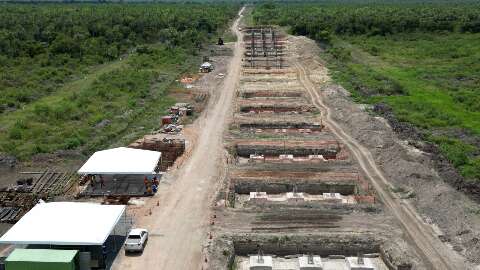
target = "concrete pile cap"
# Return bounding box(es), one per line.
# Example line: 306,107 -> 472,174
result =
299,255 -> 323,270
345,257 -> 375,270
250,192 -> 267,198
249,255 -> 273,270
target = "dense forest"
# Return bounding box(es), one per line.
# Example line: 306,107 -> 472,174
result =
253,2 -> 480,185
253,2 -> 480,38
0,4 -> 237,111
0,4 -> 238,159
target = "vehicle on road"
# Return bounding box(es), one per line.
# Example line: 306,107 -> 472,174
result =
124,228 -> 148,253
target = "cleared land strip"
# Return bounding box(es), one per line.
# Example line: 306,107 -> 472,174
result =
295,61 -> 466,270
111,7 -> 245,270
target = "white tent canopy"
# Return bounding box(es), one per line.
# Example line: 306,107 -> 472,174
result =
0,202 -> 126,246
201,62 -> 212,68
77,147 -> 161,175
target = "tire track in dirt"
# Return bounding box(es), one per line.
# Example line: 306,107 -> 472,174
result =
295,61 -> 466,270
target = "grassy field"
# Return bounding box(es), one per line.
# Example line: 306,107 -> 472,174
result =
0,4 -> 239,160
327,33 -> 480,181
0,45 -> 197,160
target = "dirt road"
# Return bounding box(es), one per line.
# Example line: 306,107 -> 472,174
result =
112,7 -> 245,270
295,62 -> 467,270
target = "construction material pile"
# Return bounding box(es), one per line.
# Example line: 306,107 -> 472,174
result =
161,103 -> 193,134
130,136 -> 185,171
0,169 -> 76,223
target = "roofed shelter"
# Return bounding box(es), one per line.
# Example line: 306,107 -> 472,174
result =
0,202 -> 129,269
77,147 -> 162,197
78,147 -> 161,175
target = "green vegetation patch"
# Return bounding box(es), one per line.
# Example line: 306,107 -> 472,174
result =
0,3 -> 239,160
0,45 -> 190,159
330,34 -> 480,182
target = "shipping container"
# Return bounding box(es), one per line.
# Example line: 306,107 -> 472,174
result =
5,249 -> 78,270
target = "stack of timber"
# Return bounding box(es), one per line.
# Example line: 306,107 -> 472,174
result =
0,192 -> 37,223
0,169 -> 77,223
129,136 -> 185,171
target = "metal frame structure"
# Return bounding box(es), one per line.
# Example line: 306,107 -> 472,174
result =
243,26 -> 287,69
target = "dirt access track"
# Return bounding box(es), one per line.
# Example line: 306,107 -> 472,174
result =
111,7 -> 245,270
295,59 -> 467,269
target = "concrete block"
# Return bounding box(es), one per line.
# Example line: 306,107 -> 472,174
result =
249,255 -> 273,270
249,192 -> 268,203
323,193 -> 342,203
249,154 -> 265,163
279,154 -> 294,160
299,255 -> 323,270
287,192 -> 305,202
345,257 -> 375,270
308,155 -> 326,161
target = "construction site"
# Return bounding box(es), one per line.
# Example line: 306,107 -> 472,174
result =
1,7 -> 478,270
204,25 -> 398,270
206,22 -> 472,270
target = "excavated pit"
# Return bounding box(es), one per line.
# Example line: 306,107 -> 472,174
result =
240,90 -> 303,98
239,105 -> 313,113
208,233 -> 415,270
230,170 -> 360,195
239,122 -> 324,132
235,140 -> 342,158
233,233 -> 379,256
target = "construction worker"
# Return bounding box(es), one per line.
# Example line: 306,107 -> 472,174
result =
151,176 -> 157,187
101,244 -> 108,268
90,175 -> 96,189
99,175 -> 105,188
146,183 -> 152,195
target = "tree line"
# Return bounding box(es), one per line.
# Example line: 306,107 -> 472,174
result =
252,2 -> 480,42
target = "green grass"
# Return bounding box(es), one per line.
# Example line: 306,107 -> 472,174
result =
325,33 -> 480,181
0,45 -> 197,160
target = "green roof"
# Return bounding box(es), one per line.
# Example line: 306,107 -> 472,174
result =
6,249 -> 77,263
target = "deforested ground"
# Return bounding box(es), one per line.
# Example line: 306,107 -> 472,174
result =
205,24 -> 476,269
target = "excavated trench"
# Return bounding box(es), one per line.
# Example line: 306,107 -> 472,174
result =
209,234 -> 414,270
235,141 -> 341,158
230,170 -> 360,195
233,180 -> 356,195
239,122 -> 323,131
232,233 -> 379,256
239,105 -> 312,113
240,90 -> 303,98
